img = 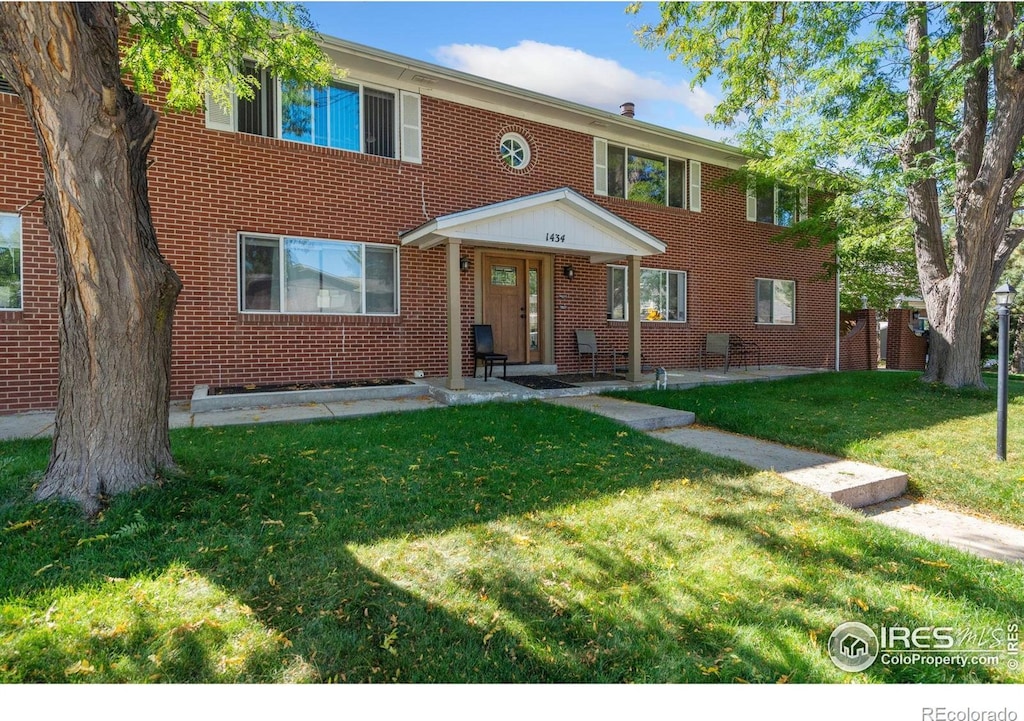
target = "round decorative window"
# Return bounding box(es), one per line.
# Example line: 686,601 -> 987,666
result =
499,132 -> 531,170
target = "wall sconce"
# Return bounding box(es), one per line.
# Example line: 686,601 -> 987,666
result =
459,257 -> 471,272
563,265 -> 575,280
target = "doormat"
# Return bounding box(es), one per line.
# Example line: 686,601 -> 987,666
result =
211,378 -> 413,396
504,375 -> 578,390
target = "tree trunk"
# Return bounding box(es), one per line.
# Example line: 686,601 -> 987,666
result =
0,2 -> 182,516
905,2 -> 1024,388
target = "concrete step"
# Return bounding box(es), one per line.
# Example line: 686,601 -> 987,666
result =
652,427 -> 907,508
545,395 -> 696,431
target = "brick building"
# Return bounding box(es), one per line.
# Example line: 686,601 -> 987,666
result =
0,36 -> 838,413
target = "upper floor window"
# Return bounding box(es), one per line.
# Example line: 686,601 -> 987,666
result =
594,139 -> 701,212
607,266 -> 687,322
0,74 -> 14,95
239,233 -> 398,315
746,177 -> 807,227
500,132 -> 531,170
0,213 -> 22,310
206,68 -> 421,163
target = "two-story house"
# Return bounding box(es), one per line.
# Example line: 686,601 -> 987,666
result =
0,35 -> 837,413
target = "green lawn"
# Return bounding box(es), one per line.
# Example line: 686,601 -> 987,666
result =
1,402 -> 1021,683
613,370 -> 1024,528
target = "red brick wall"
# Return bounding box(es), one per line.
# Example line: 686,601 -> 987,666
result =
886,308 -> 928,371
0,87 -> 836,412
838,309 -> 878,371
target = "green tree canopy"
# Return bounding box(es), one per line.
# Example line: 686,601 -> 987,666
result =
634,2 -> 1024,387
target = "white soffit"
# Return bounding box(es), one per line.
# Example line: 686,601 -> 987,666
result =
400,188 -> 666,262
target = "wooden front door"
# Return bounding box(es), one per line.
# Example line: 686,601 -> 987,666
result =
482,256 -> 528,363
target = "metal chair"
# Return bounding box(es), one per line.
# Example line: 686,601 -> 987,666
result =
472,324 -> 507,381
699,333 -> 732,372
575,329 -> 601,377
729,336 -> 761,370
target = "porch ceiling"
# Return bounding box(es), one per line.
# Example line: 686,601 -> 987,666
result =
399,187 -> 666,263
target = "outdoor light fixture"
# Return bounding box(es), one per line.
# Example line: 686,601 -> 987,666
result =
459,257 -> 470,272
563,265 -> 575,280
994,283 -> 1017,461
994,283 -> 1017,308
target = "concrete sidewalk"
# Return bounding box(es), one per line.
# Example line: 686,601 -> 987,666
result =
0,396 -> 445,441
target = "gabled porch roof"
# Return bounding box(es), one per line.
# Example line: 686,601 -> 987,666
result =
400,187 -> 666,263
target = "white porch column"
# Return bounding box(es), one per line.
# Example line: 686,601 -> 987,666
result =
627,254 -> 642,382
446,240 -> 465,390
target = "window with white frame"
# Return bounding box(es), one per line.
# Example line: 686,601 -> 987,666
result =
746,177 -> 807,227
206,68 -> 421,163
239,234 -> 398,315
594,139 -> 701,212
607,266 -> 687,322
755,278 -> 795,325
499,132 -> 531,169
0,213 -> 22,310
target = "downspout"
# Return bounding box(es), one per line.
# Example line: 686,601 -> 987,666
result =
835,246 -> 841,371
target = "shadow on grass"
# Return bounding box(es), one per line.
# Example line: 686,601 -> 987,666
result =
612,370 -> 1024,457
0,401 -> 1020,682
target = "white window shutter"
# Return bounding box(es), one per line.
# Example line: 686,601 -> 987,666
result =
689,160 -> 701,212
205,91 -> 235,132
774,184 -> 782,225
799,186 -> 808,221
594,138 -> 608,196
746,175 -> 757,222
400,91 -> 422,164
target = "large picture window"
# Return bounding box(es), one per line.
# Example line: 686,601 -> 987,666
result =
755,278 -> 795,325
240,234 -> 398,315
0,213 -> 22,310
607,266 -> 687,322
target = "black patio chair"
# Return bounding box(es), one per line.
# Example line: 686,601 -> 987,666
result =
472,324 -> 507,381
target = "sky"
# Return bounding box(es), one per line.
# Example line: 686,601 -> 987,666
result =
303,1 -> 729,141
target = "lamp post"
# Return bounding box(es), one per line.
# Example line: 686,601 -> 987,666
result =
994,283 -> 1017,461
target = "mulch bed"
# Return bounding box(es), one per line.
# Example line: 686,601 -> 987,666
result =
211,378 -> 413,396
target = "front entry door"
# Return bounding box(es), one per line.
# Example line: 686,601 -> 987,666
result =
482,256 -> 527,364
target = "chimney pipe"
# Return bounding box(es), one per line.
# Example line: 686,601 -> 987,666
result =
619,102 -> 635,118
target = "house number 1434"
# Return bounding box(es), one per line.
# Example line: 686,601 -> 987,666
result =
545,233 -> 566,243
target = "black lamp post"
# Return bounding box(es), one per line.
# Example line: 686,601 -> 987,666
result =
994,283 -> 1017,461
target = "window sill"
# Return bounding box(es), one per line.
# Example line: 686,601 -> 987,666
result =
238,312 -> 401,327
597,195 -> 693,214
607,318 -> 688,325
232,132 -> 414,166
754,321 -> 796,327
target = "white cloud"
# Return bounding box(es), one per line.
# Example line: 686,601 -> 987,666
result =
434,40 -> 718,122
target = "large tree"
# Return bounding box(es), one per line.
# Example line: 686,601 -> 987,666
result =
636,2 -> 1024,387
0,2 -> 332,515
